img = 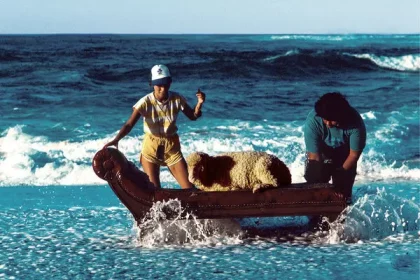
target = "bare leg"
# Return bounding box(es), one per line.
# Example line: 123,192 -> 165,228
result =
168,158 -> 193,189
140,155 -> 161,188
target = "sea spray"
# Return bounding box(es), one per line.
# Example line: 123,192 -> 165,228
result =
325,187 -> 420,243
134,199 -> 243,247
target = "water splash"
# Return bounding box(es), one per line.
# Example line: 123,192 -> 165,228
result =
325,187 -> 420,243
131,186 -> 420,248
134,199 -> 244,247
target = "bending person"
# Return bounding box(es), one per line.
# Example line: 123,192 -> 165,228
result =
304,92 -> 366,203
104,64 -> 205,189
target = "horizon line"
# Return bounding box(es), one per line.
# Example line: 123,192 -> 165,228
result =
0,32 -> 419,36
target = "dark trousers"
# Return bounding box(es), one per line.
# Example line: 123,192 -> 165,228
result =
304,145 -> 356,202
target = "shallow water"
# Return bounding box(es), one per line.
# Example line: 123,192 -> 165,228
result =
1,185 -> 419,279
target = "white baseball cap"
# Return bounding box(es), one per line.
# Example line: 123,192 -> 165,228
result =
150,64 -> 172,86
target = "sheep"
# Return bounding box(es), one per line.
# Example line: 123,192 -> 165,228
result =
186,151 -> 292,193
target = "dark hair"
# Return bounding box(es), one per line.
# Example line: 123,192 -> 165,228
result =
315,92 -> 351,123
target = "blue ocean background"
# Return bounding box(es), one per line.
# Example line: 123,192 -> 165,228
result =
0,34 -> 419,279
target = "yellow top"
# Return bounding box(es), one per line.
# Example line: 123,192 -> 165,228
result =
133,91 -> 186,137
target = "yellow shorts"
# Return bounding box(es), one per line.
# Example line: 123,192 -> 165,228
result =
141,133 -> 184,166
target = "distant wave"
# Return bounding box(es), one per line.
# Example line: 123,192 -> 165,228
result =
270,34 -> 418,41
271,35 -> 349,41
1,39 -> 419,84
350,54 -> 420,72
263,50 -> 300,61
174,50 -> 420,80
0,49 -> 21,62
1,50 -> 417,84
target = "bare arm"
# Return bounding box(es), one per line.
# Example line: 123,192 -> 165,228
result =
307,152 -> 321,161
342,149 -> 362,170
103,109 -> 141,149
182,89 -> 206,120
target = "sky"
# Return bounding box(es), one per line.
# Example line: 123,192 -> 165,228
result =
0,0 -> 419,34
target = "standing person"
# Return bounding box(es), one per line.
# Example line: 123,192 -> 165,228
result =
103,64 -> 205,189
304,92 -> 366,203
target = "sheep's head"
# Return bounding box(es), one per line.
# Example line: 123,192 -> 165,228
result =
186,152 -> 210,186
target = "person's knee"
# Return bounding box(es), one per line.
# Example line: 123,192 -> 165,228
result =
169,159 -> 193,189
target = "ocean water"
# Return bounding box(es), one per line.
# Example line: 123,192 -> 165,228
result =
0,34 -> 419,279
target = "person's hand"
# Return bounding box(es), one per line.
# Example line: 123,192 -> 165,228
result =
196,88 -> 206,104
103,139 -> 119,150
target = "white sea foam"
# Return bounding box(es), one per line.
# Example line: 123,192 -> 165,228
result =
0,126 -> 104,186
358,150 -> 420,182
263,49 -> 300,61
134,199 -> 243,247
371,112 -> 410,143
270,34 -> 415,42
131,186 -> 419,247
0,116 -> 419,187
361,111 -> 376,120
352,53 -> 420,71
271,35 -> 348,41
325,187 -> 420,243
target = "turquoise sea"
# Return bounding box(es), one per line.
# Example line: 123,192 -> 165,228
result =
0,34 -> 419,279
